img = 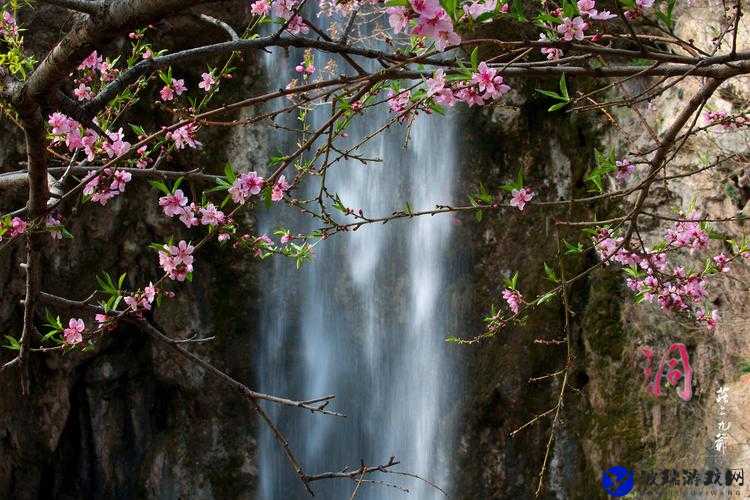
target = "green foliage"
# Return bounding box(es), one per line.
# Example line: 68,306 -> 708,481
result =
585,148 -> 616,192
535,74 -> 570,112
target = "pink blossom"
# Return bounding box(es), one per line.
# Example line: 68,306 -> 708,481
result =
387,7 -> 409,34
411,4 -> 461,51
456,87 -> 485,107
160,85 -> 175,101
159,189 -> 189,217
254,234 -> 274,256
78,51 -> 103,70
665,215 -> 709,253
144,282 -> 157,303
63,318 -> 85,345
463,0 -> 496,19
9,217 -> 26,238
199,203 -> 225,225
271,175 -> 291,202
615,158 -> 635,181
589,10 -> 617,20
159,240 -> 195,281
179,203 -> 200,228
0,11 -> 18,36
410,0 -> 440,16
95,313 -> 110,327
426,69 -> 456,107
81,131 -> 98,161
198,72 -> 216,91
168,123 -> 202,150
74,83 -> 93,101
502,288 -> 523,314
109,170 -> 132,192
48,112 -> 76,135
539,33 -> 563,60
510,187 -> 534,211
142,49 -> 153,59
577,0 -> 596,16
251,0 -> 272,14
471,62 -> 511,99
172,79 -> 187,95
280,232 -> 293,245
103,128 -> 131,158
557,16 -> 588,41
46,214 -> 63,240
286,15 -> 309,35
218,233 -> 230,242
713,253 -> 730,272
696,308 -> 719,330
251,0 -> 271,15
636,0 -> 654,8
295,62 -> 315,75
387,89 -> 412,118
229,171 -> 265,204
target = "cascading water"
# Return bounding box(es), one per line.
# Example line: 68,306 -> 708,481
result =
255,13 -> 464,498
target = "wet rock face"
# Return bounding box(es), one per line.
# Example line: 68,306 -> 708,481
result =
454,3 -> 750,498
0,4 -> 264,499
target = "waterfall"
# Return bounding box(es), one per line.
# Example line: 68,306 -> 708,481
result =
255,17 -> 464,498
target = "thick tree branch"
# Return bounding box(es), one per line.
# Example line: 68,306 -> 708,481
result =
38,0 -> 105,16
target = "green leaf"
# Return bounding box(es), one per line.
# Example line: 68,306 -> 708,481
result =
172,177 -> 184,193
548,101 -> 569,112
510,0 -> 526,21
3,335 -> 20,350
559,74 -> 569,100
224,162 -> 236,183
536,89 -> 565,101
148,180 -> 171,195
384,0 -> 409,5
536,291 -> 557,305
563,239 -> 584,254
470,47 -> 479,71
544,262 -> 559,283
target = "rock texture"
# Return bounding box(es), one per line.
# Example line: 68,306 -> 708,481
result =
1,2 -> 748,499
454,2 -> 750,498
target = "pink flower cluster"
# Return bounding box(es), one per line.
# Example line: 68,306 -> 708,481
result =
199,72 -> 216,92
271,175 -> 291,201
0,11 -> 18,36
664,214 -> 710,254
167,123 -> 202,150
0,217 -> 27,241
510,187 -> 534,211
83,169 -> 133,205
46,213 -> 64,240
295,61 -> 315,75
418,64 -> 511,114
74,51 -> 117,98
387,89 -> 412,119
463,0 -> 505,19
387,0 -> 461,51
63,318 -> 85,345
624,0 -> 655,20
576,0 -> 616,21
160,78 -> 187,101
124,282 -> 157,313
615,158 -> 635,181
229,171 -> 265,204
705,110 -> 748,130
267,0 -> 309,35
593,217 -> 727,329
158,240 -> 195,281
502,288 -> 523,314
48,113 -> 98,160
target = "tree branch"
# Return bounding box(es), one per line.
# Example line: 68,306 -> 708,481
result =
38,0 -> 105,16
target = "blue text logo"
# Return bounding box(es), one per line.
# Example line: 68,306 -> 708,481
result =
601,466 -> 634,497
